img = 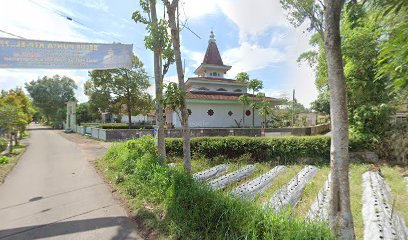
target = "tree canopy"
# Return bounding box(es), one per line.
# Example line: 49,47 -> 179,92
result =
85,55 -> 152,127
25,75 -> 77,126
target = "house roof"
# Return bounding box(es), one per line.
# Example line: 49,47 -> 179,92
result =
186,77 -> 247,85
186,91 -> 278,102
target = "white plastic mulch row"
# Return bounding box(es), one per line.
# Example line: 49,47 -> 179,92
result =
307,173 -> 331,221
362,171 -> 408,240
208,165 -> 256,190
265,165 -> 318,212
193,164 -> 228,181
230,165 -> 287,200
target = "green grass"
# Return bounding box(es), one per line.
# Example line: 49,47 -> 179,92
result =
381,165 -> 408,224
294,165 -> 331,217
98,136 -> 408,239
98,137 -> 333,239
0,144 -> 26,184
255,165 -> 304,205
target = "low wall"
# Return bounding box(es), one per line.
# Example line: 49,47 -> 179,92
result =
72,123 -> 331,142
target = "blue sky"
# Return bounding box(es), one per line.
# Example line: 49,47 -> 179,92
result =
0,0 -> 317,106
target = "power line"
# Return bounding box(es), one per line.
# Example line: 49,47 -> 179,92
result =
28,0 -> 138,46
0,29 -> 25,39
180,2 -> 201,39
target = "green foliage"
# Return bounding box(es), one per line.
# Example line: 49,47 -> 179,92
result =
165,136 -> 373,163
77,102 -> 99,123
85,55 -> 152,127
384,122 -> 408,164
375,4 -> 408,94
25,75 -> 77,123
0,138 -> 7,152
0,104 -> 28,133
0,156 -> 9,165
280,0 -> 324,34
102,137 -> 333,239
162,82 -> 186,121
310,92 -> 330,114
235,72 -> 250,83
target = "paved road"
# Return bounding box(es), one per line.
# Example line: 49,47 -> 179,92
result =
0,125 -> 141,240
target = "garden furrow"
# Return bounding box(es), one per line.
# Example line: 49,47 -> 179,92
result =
230,165 -> 287,200
265,165 -> 318,212
208,165 -> 256,190
362,171 -> 408,240
193,164 -> 228,181
307,173 -> 331,221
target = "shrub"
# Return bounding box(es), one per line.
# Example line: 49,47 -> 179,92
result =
102,137 -> 333,239
166,135 -> 373,163
0,138 -> 7,152
0,156 -> 9,164
81,123 -> 154,129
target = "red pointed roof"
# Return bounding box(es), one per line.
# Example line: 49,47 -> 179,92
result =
202,41 -> 224,66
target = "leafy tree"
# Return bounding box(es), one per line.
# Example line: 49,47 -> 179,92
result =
86,55 -> 152,128
373,1 -> 408,95
236,72 -> 264,127
257,93 -> 274,128
133,0 -> 175,158
238,94 -> 250,127
25,75 -> 77,126
0,88 -> 34,126
311,92 -> 330,114
164,0 -> 192,173
248,79 -> 263,127
0,104 -> 27,152
76,102 -> 99,123
281,0 -> 355,238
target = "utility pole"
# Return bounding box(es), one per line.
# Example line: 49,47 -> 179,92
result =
292,89 -> 295,126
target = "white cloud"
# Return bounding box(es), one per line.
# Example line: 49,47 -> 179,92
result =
223,42 -> 284,77
180,0 -> 219,20
0,0 -> 94,103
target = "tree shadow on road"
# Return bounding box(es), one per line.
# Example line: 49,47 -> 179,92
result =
0,217 -> 139,240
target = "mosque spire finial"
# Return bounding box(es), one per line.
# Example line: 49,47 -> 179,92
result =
209,29 -> 216,43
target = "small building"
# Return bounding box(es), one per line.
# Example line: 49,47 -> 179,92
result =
167,31 -> 279,128
297,112 -> 318,126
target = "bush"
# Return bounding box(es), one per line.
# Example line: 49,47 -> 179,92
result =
166,136 -> 373,163
0,156 -> 9,164
102,137 -> 333,239
0,138 -> 7,152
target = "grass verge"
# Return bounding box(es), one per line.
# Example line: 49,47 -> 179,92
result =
98,137 -> 333,239
0,144 -> 26,184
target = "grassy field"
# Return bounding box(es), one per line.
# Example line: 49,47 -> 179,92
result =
168,158 -> 408,239
0,144 -> 26,183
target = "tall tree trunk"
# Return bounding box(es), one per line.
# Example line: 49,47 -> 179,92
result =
164,0 -> 192,173
127,87 -> 132,129
127,108 -> 132,129
252,90 -> 255,127
324,0 -> 355,239
150,0 -> 166,159
9,133 -> 13,153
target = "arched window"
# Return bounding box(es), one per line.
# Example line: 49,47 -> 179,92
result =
217,88 -> 227,91
234,89 -> 242,92
197,87 -> 209,91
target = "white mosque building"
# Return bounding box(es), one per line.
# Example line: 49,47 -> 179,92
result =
166,31 -> 279,128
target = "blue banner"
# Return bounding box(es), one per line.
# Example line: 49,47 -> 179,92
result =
0,37 -> 133,69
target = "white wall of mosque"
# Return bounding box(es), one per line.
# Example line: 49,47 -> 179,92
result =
170,102 -> 267,128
